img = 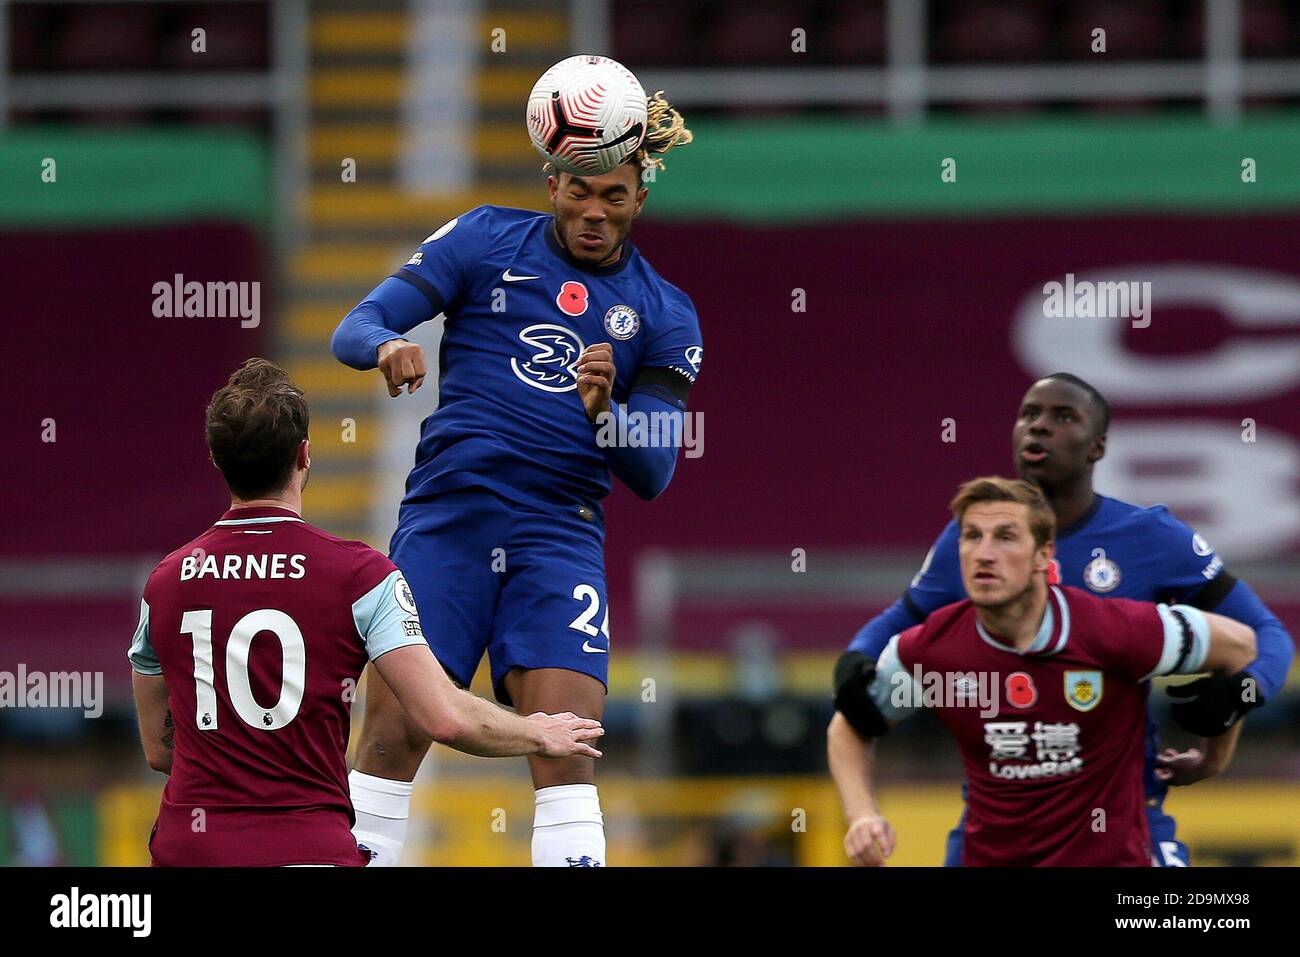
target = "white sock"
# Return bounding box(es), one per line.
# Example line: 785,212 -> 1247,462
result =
532,784 -> 606,867
349,770 -> 412,867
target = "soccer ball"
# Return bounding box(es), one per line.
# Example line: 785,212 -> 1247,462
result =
526,54 -> 648,176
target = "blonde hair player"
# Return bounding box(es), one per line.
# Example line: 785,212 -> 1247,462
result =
331,82 -> 699,866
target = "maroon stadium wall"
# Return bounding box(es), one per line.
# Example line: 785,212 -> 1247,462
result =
0,222 -> 266,691
606,214 -> 1300,651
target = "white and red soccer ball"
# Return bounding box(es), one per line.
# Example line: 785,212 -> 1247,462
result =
526,55 -> 648,176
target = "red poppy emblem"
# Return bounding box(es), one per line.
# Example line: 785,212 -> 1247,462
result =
1046,559 -> 1061,585
1006,672 -> 1038,709
556,280 -> 589,317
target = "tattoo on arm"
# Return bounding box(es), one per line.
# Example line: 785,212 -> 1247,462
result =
162,709 -> 174,750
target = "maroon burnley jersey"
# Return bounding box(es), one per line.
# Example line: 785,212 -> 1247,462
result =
889,586 -> 1191,866
128,506 -> 426,866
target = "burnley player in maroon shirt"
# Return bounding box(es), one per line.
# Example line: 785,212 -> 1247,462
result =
827,477 -> 1255,867
128,359 -> 604,866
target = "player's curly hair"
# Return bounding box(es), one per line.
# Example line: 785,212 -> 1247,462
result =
543,89 -> 693,182
205,358 -> 310,500
630,89 -> 693,175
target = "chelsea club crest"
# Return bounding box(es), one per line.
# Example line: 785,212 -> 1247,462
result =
603,304 -> 640,340
1083,553 -> 1121,592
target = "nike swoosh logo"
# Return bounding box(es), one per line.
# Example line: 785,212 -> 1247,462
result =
581,641 -> 608,654
503,269 -> 541,282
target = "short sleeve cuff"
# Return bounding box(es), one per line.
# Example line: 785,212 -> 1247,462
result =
353,570 -> 429,661
127,598 -> 162,675
871,634 -> 922,722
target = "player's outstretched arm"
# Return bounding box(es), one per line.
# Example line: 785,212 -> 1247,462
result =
372,644 -> 604,759
827,713 -> 895,866
1199,611 -> 1257,676
1159,611 -> 1255,780
1146,606 -> 1255,775
1151,509 -> 1294,702
131,672 -> 173,774
828,639 -> 917,866
1146,604 -> 1256,684
1154,610 -> 1253,784
1161,581 -> 1291,746
330,276 -> 434,390
1198,580 -> 1294,702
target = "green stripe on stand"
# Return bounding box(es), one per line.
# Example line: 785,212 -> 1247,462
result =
646,111 -> 1300,223
0,128 -> 269,229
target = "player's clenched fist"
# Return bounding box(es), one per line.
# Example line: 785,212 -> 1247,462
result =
527,711 -> 606,759
843,813 -> 896,867
576,343 -> 615,422
377,338 -> 427,397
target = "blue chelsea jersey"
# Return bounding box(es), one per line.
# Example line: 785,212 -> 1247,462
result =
393,205 -> 702,509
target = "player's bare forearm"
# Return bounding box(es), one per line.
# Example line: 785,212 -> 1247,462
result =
442,690 -> 604,759
1202,719 -> 1243,775
827,711 -> 881,820
1202,612 -> 1257,675
1159,609 -> 1248,783
131,671 -> 173,774
442,689 -> 545,756
373,645 -> 603,758
828,712 -> 898,865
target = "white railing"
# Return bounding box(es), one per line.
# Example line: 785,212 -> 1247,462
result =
584,0 -> 1290,124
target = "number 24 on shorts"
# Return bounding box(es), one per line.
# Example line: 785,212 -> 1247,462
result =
568,584 -> 610,652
